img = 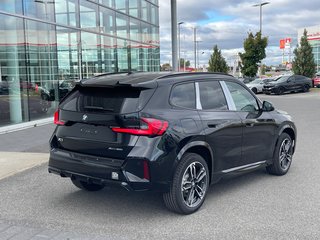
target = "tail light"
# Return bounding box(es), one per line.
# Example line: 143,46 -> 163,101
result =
54,110 -> 65,125
111,118 -> 168,136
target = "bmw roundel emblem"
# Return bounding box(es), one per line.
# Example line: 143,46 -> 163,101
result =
82,114 -> 88,121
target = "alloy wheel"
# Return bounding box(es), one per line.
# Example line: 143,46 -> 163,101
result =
181,162 -> 208,208
279,138 -> 292,171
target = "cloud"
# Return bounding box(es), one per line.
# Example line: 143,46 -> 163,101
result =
159,0 -> 320,66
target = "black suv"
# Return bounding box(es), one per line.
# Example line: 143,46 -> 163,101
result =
263,75 -> 312,95
49,72 -> 297,214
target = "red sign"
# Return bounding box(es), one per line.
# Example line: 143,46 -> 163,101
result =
285,38 -> 291,43
280,39 -> 285,49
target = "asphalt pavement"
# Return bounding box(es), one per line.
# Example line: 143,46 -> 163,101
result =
0,90 -> 320,239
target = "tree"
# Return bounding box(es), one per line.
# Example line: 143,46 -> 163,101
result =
207,45 -> 228,73
239,31 -> 268,77
292,29 -> 316,78
179,58 -> 190,68
161,63 -> 172,71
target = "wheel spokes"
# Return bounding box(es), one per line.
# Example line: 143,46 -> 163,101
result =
181,161 -> 208,208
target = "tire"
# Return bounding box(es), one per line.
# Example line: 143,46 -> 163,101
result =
266,133 -> 293,176
251,87 -> 258,94
163,153 -> 209,214
71,178 -> 104,191
303,84 -> 310,92
276,87 -> 285,95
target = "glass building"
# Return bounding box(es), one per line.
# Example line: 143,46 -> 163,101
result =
0,0 -> 160,127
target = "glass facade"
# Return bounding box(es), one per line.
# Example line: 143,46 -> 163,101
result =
0,0 -> 160,127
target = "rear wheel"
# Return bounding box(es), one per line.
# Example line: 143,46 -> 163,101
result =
163,153 -> 209,214
71,179 -> 104,191
303,84 -> 310,92
267,133 -> 293,176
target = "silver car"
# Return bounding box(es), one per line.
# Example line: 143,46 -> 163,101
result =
246,78 -> 274,94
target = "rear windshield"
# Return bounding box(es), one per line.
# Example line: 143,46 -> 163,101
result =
60,87 -> 153,114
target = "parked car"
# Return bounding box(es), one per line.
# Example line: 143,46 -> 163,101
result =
263,75 -> 312,95
49,72 -> 297,214
312,72 -> 320,88
246,78 -> 275,94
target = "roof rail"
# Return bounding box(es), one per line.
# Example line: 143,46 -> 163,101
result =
157,72 -> 234,79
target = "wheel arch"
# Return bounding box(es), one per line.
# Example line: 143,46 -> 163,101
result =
277,124 -> 297,153
176,141 -> 214,183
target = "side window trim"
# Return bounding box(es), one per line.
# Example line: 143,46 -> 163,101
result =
220,81 -> 236,111
195,82 -> 202,110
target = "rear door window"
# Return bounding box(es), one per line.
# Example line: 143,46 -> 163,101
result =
170,82 -> 196,109
60,87 -> 153,114
198,81 -> 228,110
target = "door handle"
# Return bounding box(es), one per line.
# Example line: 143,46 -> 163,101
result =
207,123 -> 217,128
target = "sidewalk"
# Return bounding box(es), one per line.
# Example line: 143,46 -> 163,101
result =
0,124 -> 55,180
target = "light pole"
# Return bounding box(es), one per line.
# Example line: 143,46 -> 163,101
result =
253,2 -> 270,34
171,0 -> 178,71
196,40 -> 202,71
178,22 -> 184,72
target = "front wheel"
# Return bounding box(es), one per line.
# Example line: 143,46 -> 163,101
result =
71,179 -> 104,191
251,87 -> 258,94
267,133 -> 293,176
276,87 -> 285,95
163,153 -> 209,214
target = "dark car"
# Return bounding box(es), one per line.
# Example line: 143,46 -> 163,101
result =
48,72 -> 297,214
263,75 -> 312,95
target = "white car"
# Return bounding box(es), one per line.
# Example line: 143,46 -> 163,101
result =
246,78 -> 274,94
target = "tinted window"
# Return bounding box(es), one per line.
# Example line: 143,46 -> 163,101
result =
198,81 -> 228,110
60,87 -> 153,114
225,82 -> 259,112
170,83 -> 196,109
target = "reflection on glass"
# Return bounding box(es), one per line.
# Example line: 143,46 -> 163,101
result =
24,0 -> 55,22
129,0 -> 138,18
101,35 -> 116,73
25,20 -> 59,121
130,18 -> 141,42
116,13 -> 129,39
100,6 -> 115,35
117,39 -> 129,72
99,0 -> 114,8
55,0 -> 77,27
115,0 -> 127,14
0,15 -> 25,126
80,0 -> 98,30
141,1 -> 149,22
0,0 -> 22,14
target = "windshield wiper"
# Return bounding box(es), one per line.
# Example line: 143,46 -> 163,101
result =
84,106 -> 114,112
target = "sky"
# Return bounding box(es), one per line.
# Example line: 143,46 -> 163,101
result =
159,0 -> 320,68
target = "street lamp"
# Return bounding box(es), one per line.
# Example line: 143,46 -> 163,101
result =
178,22 -> 184,72
252,2 -> 270,34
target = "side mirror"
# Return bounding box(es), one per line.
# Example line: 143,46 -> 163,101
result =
262,101 -> 274,112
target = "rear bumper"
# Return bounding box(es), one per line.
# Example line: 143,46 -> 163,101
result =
48,148 -> 155,191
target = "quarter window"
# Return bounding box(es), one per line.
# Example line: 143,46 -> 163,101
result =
198,81 -> 228,110
170,83 -> 196,109
225,82 -> 259,112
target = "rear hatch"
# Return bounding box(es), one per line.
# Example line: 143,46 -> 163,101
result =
53,85 -> 155,159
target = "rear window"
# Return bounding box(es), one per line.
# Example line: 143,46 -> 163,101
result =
170,82 -> 196,109
60,87 -> 154,114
